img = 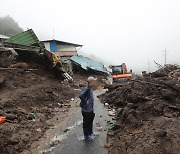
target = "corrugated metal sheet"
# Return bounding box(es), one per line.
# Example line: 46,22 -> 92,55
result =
0,34 -> 9,39
7,29 -> 41,46
70,55 -> 108,74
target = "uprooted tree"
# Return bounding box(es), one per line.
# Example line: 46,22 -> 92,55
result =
0,15 -> 23,37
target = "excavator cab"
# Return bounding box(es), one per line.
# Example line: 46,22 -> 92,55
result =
111,63 -> 132,82
112,65 -> 123,75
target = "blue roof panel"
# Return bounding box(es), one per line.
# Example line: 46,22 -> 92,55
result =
71,55 -> 108,74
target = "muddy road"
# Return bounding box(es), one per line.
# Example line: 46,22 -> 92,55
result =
24,90 -> 112,154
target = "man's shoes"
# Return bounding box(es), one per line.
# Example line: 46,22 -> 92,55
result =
90,133 -> 96,139
84,136 -> 93,141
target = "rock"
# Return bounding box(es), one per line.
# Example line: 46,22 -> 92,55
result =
156,130 -> 167,138
10,62 -> 29,68
105,103 -> 109,106
79,83 -> 85,87
42,151 -> 50,154
0,110 -> 6,116
6,114 -> 16,120
127,103 -> 134,108
112,117 -> 116,120
63,128 -> 70,132
57,103 -> 62,107
96,122 -> 101,127
71,98 -> 75,101
50,140 -> 61,147
124,114 -> 137,125
63,104 -> 71,108
106,120 -> 111,123
103,143 -> 111,149
37,128 -> 41,132
96,127 -> 103,131
108,111 -> 115,116
73,83 -> 80,87
48,104 -> 53,107
8,136 -> 20,145
0,75 -> 5,88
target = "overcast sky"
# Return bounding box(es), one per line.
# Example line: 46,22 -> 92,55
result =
1,0 -> 180,73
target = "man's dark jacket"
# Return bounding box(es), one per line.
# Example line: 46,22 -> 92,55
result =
79,84 -> 94,112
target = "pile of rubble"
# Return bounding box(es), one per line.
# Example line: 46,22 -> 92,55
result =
100,65 -> 180,154
0,31 -> 77,153
0,49 -> 81,153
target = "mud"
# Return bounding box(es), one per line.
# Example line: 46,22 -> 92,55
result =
100,65 -> 180,154
0,56 -> 79,154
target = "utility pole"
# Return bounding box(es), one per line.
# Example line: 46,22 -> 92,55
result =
53,28 -> 55,39
162,48 -> 168,65
147,60 -> 150,73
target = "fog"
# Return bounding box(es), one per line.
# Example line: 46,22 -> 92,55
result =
1,0 -> 180,73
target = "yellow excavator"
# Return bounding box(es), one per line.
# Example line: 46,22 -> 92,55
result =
111,63 -> 132,82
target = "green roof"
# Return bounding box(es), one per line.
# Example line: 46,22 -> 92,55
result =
7,29 -> 41,46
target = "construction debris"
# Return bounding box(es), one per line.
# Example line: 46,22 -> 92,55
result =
100,64 -> 180,154
0,47 -> 18,67
71,55 -> 108,74
1,29 -> 75,81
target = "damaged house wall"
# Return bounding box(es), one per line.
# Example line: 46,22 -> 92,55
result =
42,39 -> 83,75
42,39 -> 82,59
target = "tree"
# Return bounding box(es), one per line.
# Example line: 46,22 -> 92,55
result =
0,15 -> 23,37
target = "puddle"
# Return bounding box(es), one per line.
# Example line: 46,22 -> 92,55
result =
52,120 -> 83,142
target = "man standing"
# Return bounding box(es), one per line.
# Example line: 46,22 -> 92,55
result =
79,76 -> 97,141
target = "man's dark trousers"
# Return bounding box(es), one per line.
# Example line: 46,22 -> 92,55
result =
82,111 -> 95,137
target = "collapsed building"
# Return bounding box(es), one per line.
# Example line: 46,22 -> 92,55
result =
0,29 -> 108,77
0,29 -> 82,80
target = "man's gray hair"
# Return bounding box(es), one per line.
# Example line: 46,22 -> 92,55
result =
87,76 -> 97,82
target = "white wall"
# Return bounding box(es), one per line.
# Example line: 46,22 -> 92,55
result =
57,44 -> 76,51
44,42 -> 50,51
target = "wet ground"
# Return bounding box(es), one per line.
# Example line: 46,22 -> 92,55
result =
42,90 -> 112,154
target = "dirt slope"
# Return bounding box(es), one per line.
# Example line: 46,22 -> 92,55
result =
0,56 -> 78,154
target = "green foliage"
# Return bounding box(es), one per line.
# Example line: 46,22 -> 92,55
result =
0,15 -> 23,37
